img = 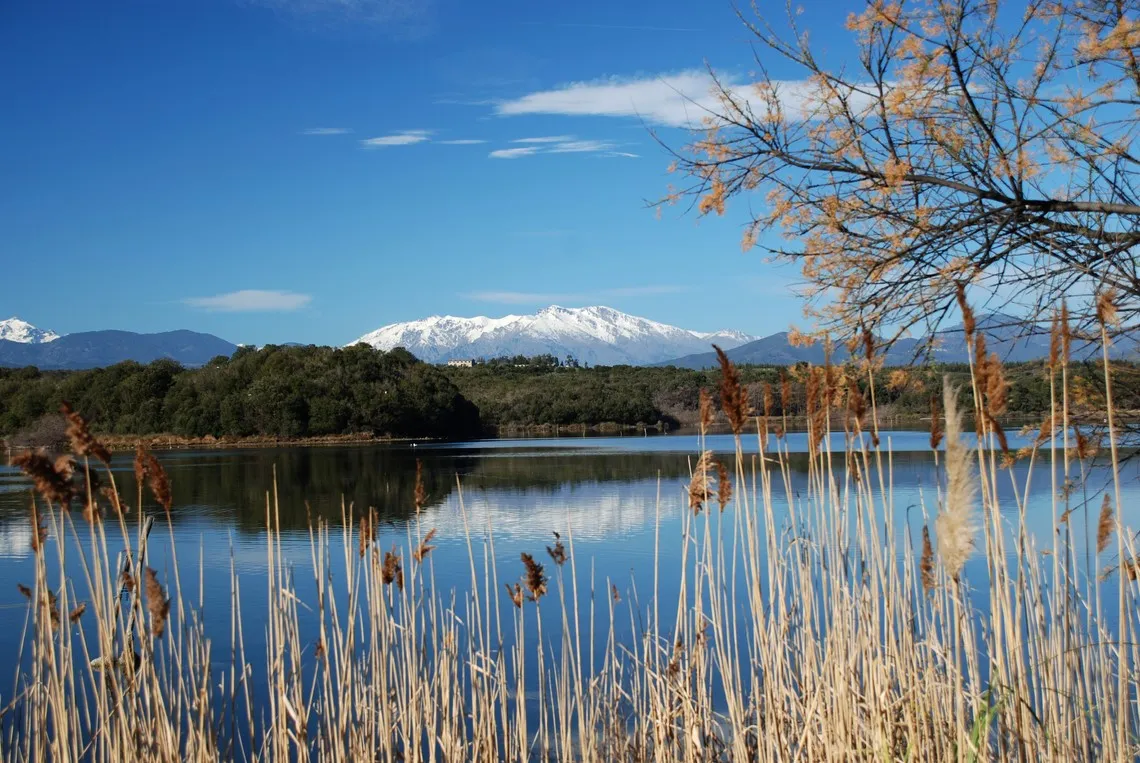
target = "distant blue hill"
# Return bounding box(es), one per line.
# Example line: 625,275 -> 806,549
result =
656,314 -> 1140,369
0,330 -> 238,370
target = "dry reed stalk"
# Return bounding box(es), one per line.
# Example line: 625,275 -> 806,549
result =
762,383 -> 773,418
780,370 -> 791,413
847,380 -> 867,431
936,379 -> 977,581
60,401 -> 112,465
144,567 -> 170,638
413,528 -> 437,563
1060,300 -> 1072,363
714,345 -> 749,436
1096,495 -> 1114,554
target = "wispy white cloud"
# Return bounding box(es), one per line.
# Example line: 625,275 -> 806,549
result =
489,146 -> 542,159
184,290 -> 312,313
495,70 -> 861,128
511,135 -> 575,144
547,139 -> 615,153
301,127 -> 352,135
361,129 -> 431,147
605,151 -> 639,158
464,285 -> 685,304
438,138 -> 487,145
489,136 -> 632,159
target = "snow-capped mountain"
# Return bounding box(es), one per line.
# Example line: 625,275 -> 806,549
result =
351,306 -> 756,366
0,317 -> 59,344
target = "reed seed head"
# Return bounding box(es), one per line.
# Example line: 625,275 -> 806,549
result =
955,282 -> 976,339
382,549 -> 404,591
1096,494 -> 1114,554
762,383 -> 773,418
12,451 -> 74,506
144,567 -> 170,638
611,584 -> 620,602
714,345 -> 750,436
929,394 -> 943,450
920,524 -> 935,594
413,459 -> 427,511
521,553 -> 548,602
698,388 -> 714,432
715,460 -> 732,511
17,583 -> 32,600
546,531 -> 567,566
60,402 -> 112,466
69,603 -> 87,624
413,528 -> 437,563
780,370 -> 791,412
935,379 -> 977,582
1060,300 -> 1071,362
505,582 -> 524,609
1096,288 -> 1120,328
688,451 -> 714,514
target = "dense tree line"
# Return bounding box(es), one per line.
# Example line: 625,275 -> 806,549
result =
0,345 -> 481,440
443,360 -> 1140,430
3,347 -> 1136,442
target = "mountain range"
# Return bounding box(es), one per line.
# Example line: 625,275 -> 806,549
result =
351,305 -> 755,366
0,318 -> 237,370
4,307 -> 1134,372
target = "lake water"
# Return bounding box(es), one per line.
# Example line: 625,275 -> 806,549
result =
1,430 -> 1136,721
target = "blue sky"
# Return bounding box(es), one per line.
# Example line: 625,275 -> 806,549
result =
0,0 -> 855,346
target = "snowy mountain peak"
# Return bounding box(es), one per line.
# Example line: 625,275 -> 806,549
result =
350,306 -> 755,366
0,317 -> 60,344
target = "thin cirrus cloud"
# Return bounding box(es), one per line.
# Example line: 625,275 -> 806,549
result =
494,70 -> 869,128
438,138 -> 487,145
361,129 -> 432,147
247,0 -> 429,25
183,290 -> 312,313
301,127 -> 353,135
510,136 -> 575,144
489,146 -> 542,159
488,136 -> 635,159
464,286 -> 684,304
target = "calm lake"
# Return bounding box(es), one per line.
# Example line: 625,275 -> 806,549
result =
1,430 -> 1136,709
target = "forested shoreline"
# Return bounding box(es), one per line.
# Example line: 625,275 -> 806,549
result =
2,345 -> 1137,444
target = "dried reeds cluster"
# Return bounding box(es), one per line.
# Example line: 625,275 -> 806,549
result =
713,345 -> 749,435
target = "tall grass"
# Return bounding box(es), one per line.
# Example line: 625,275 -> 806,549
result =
3,302 -> 1139,761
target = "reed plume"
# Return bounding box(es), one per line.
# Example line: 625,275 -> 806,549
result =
780,370 -> 791,413
521,553 -> 548,602
956,282 -> 976,338
505,583 -> 524,609
714,345 -> 749,436
1060,300 -> 1071,362
29,505 -> 47,554
382,550 -> 404,591
12,451 -> 74,506
611,584 -> 620,602
68,603 -> 87,624
920,525 -> 936,594
688,452 -> 714,514
929,394 -> 943,450
413,459 -> 427,511
1097,494 -> 1114,554
358,516 -> 372,559
134,443 -> 172,512
762,383 -> 773,418
862,325 -> 875,366
60,401 -> 111,466
1096,288 -> 1120,328
715,460 -> 732,511
847,380 -> 867,431
546,532 -> 567,566
144,567 -> 170,638
1049,311 -> 1061,371
413,528 -> 437,563
935,379 -> 977,582
698,389 -> 714,431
